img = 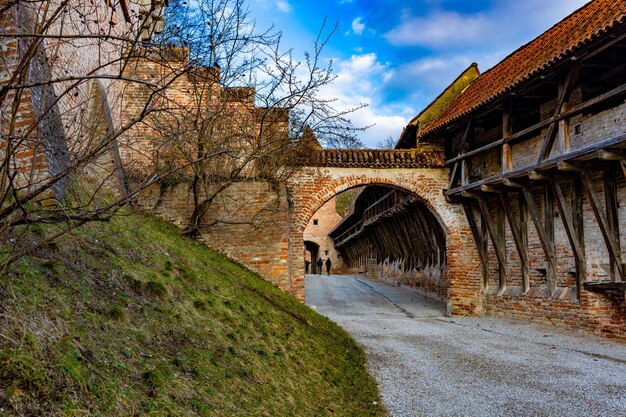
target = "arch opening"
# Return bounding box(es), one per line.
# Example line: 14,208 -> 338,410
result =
300,181 -> 448,301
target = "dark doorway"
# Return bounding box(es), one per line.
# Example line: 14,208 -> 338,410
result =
304,240 -> 320,274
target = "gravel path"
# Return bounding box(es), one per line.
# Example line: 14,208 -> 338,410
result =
305,274 -> 626,417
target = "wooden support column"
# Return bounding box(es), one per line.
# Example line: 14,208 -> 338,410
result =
449,120 -> 473,190
519,191 -> 530,293
496,199 -> 507,292
477,196 -> 508,293
544,185 -> 556,294
502,103 -> 513,173
551,180 -> 586,298
581,170 -> 624,281
500,192 -> 530,293
462,201 -> 489,288
537,63 -> 581,163
522,186 -> 558,295
572,177 -> 586,296
603,164 -> 622,282
480,211 -> 489,288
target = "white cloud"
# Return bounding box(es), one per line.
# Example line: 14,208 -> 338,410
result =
385,0 -> 589,50
276,0 -> 292,13
351,17 -> 365,36
386,11 -> 486,47
314,53 -> 415,147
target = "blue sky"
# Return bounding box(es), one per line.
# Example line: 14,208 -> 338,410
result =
249,0 -> 590,147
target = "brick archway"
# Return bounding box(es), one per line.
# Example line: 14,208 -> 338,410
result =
286,166 -> 483,315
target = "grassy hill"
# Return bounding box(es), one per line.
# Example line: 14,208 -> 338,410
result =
0,214 -> 384,416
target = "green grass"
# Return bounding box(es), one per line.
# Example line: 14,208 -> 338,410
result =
0,214 -> 384,416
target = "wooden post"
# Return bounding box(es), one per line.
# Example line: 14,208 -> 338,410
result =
581,170 -> 624,281
519,191 -> 530,293
522,186 -> 558,295
463,201 -> 490,288
500,193 -> 529,293
544,184 -> 556,294
551,180 -> 586,298
477,196 -> 508,293
502,103 -> 513,173
537,63 -> 580,163
603,164 -> 622,282
572,177 -> 586,297
496,199 -> 507,293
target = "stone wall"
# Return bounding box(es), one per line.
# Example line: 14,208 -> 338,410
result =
303,197 -> 344,274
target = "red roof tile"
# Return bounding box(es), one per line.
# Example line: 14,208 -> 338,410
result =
418,0 -> 626,139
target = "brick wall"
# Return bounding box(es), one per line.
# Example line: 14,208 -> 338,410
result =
136,165 -> 483,316
0,0 -> 151,198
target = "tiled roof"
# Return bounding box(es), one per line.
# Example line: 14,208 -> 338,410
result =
306,148 -> 445,168
418,0 -> 626,139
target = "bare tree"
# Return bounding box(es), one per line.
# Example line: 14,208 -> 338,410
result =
376,135 -> 397,149
147,0 -> 367,236
0,0 -> 195,276
0,0 -> 368,274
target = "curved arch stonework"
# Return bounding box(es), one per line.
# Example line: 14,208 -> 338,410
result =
285,166 -> 483,316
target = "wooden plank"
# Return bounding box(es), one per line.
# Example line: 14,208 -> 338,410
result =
449,161 -> 460,190
446,132 -> 626,197
580,171 -> 624,281
500,193 -> 529,293
544,185 -> 557,295
462,202 -> 490,282
571,177 -> 586,297
445,81 -> 626,166
496,198 -> 507,293
551,180 -> 586,296
477,196 -> 508,290
620,160 -> 626,180
449,121 -> 473,189
518,190 -> 530,293
604,165 -> 622,282
502,103 -> 513,173
522,186 -> 558,295
480,209 -> 489,288
537,63 -> 581,163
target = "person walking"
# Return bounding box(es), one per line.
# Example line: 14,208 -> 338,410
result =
325,258 -> 332,275
316,258 -> 323,275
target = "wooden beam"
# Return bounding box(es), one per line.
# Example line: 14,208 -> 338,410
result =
449,120 -> 474,190
522,186 -> 558,295
557,161 -> 581,172
551,180 -> 586,296
445,81 -> 626,167
529,171 -> 549,181
580,171 -> 624,281
604,165 -> 622,282
462,201 -> 490,286
480,185 -> 502,193
544,185 -> 556,294
446,132 -> 626,197
596,149 -> 626,160
496,196 -> 507,293
500,193 -> 530,293
571,177 -> 586,298
537,63 -> 581,163
503,179 -> 523,188
502,103 -> 513,173
518,190 -> 530,293
477,197 -> 508,291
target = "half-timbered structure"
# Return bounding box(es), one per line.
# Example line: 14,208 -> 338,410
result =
332,0 -> 625,336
